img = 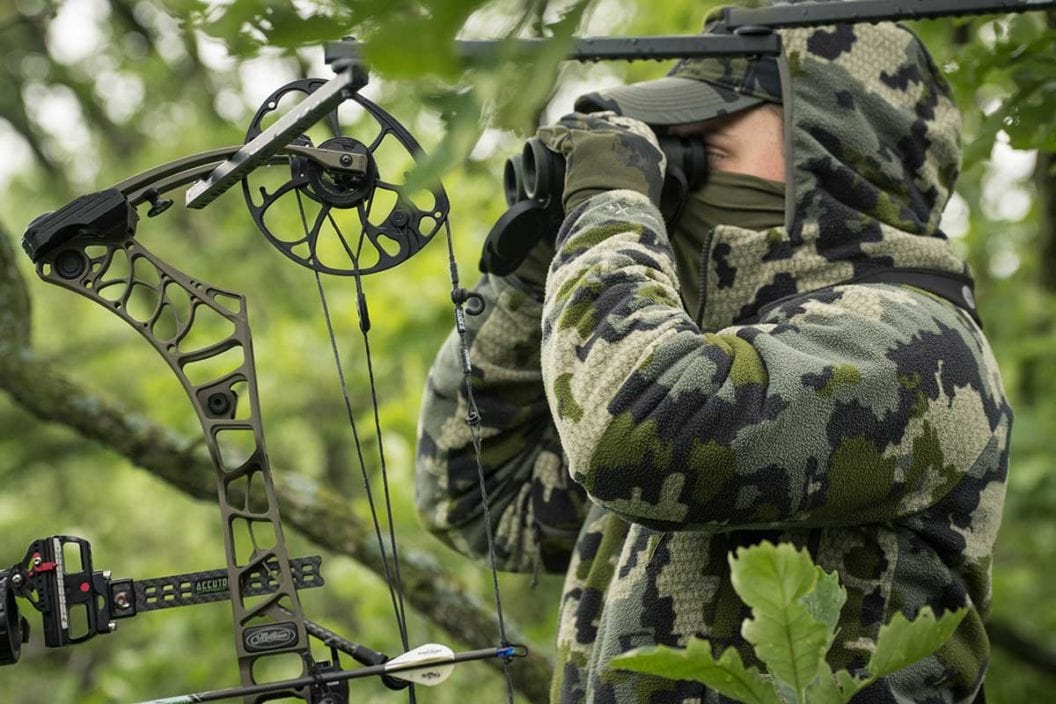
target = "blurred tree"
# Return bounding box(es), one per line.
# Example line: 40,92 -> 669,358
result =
0,1 -> 1054,703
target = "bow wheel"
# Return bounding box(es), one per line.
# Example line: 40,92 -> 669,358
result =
242,78 -> 450,277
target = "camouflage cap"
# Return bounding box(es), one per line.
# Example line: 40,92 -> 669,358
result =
575,32 -> 783,126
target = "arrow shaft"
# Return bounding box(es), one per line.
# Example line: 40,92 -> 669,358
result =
133,646 -> 524,704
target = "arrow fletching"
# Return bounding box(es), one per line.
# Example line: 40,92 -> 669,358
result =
384,643 -> 456,686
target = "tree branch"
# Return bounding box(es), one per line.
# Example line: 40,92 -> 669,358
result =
0,352 -> 554,702
0,219 -> 31,352
1038,152 -> 1056,291
988,618 -> 1056,676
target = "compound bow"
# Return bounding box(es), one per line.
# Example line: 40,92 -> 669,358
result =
4,52 -> 508,704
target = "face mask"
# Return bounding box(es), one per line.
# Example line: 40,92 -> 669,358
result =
670,170 -> 786,318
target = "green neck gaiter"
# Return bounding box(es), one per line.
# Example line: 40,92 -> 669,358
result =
671,170 -> 786,319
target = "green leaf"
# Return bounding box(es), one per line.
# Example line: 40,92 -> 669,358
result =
362,0 -> 492,79
797,563 -> 848,701
264,14 -> 353,49
867,606 -> 968,678
803,663 -> 844,704
489,4 -> 588,133
401,88 -> 485,193
804,662 -> 872,704
798,565 -> 847,635
612,638 -> 780,704
772,677 -> 798,704
835,669 -> 870,700
730,542 -> 834,699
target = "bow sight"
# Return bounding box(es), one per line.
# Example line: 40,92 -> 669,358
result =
0,535 -> 520,703
6,0 -> 1055,702
0,536 -> 328,666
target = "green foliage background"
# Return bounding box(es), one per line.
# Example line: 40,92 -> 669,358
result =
0,1 -> 1053,702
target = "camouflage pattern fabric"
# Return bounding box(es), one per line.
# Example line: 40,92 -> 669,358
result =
416,16 -> 1010,704
669,52 -> 783,105
536,111 -> 667,212
417,274 -> 590,574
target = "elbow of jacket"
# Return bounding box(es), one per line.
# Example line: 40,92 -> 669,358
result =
571,460 -> 699,530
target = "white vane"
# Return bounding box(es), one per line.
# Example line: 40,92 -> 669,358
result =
384,643 -> 457,686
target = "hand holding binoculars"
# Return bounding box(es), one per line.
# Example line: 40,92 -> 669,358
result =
480,131 -> 709,276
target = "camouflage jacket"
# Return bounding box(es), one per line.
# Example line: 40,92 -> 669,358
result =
416,20 -> 1010,704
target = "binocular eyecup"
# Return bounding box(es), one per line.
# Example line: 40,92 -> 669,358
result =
504,138 -> 567,207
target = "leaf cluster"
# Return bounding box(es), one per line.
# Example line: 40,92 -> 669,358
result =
912,12 -> 1056,170
612,542 -> 966,704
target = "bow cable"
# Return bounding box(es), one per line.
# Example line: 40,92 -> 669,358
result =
338,195 -> 415,653
442,218 -> 517,703
293,188 -> 415,701
295,190 -> 517,700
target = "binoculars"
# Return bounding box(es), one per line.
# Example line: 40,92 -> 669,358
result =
503,134 -> 710,211
481,132 -> 710,276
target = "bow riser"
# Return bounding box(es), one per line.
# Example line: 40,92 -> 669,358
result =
33,227 -> 316,703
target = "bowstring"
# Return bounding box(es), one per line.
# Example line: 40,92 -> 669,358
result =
293,190 -> 414,703
440,218 -> 516,703
295,177 -> 516,703
328,204 -> 413,648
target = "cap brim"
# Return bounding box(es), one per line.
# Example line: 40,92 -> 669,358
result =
575,76 -> 764,126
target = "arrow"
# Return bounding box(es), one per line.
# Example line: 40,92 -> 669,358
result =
132,643 -> 527,703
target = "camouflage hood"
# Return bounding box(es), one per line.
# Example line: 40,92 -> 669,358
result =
699,17 -> 967,329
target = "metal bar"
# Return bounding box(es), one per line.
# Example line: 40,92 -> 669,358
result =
131,557 -> 324,613
120,145 -> 358,206
184,64 -> 368,210
325,33 -> 781,66
125,161 -> 267,207
324,0 -> 1054,67
114,148 -> 242,196
458,34 -> 780,59
723,0 -> 1056,29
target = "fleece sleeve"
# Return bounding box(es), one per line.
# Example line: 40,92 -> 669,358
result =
416,274 -> 590,573
541,190 -> 1007,532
